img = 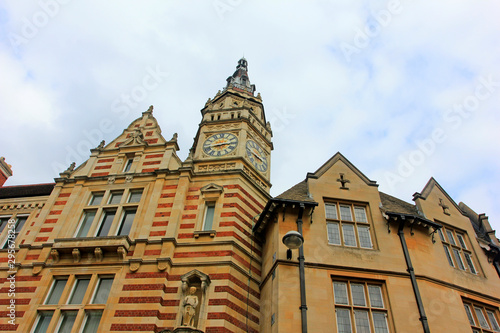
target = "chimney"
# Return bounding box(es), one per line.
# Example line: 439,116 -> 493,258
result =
0,157 -> 13,187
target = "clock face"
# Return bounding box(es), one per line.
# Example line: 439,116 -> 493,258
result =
203,133 -> 238,156
246,140 -> 268,172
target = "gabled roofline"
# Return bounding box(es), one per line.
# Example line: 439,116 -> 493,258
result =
306,152 -> 378,187
412,177 -> 465,216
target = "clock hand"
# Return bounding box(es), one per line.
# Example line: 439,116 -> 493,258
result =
210,141 -> 229,147
252,150 -> 264,162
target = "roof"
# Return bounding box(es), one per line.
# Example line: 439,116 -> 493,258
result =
459,202 -> 494,244
379,192 -> 419,215
0,183 -> 55,199
275,180 -> 316,203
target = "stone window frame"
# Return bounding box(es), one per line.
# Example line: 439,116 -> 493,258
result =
324,201 -> 374,249
463,298 -> 500,332
436,223 -> 478,275
74,188 -> 144,238
194,183 -> 224,237
32,273 -> 114,333
332,278 -> 392,333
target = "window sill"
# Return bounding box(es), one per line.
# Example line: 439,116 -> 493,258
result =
194,230 -> 216,238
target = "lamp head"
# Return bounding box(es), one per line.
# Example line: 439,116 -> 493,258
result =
282,230 -> 304,250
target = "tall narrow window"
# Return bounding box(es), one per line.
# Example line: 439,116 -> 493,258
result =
439,225 -> 477,274
45,278 -> 68,305
117,209 -> 136,236
33,274 -> 113,333
203,203 -> 215,231
325,202 -> 373,249
123,158 -> 133,172
69,278 -> 90,304
92,277 -> 113,304
0,217 -> 9,233
33,312 -> 53,333
57,311 -> 77,333
79,188 -> 142,238
333,280 -> 390,333
82,311 -> 103,333
97,210 -> 116,237
463,299 -> 500,332
76,211 -> 96,238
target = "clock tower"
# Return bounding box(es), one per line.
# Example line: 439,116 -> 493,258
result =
190,58 -> 273,192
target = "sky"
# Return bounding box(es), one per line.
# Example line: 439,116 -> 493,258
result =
0,1 -> 499,233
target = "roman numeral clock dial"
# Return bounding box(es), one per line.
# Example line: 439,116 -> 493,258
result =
203,133 -> 238,156
246,140 -> 268,172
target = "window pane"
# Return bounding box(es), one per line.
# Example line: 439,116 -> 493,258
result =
203,204 -> 215,231
368,285 -> 384,308
0,217 -> 9,233
58,311 -> 77,333
334,282 -> 349,305
327,222 -> 341,245
351,283 -> 366,306
118,209 -> 136,236
354,207 -> 367,222
487,311 -> 500,331
464,304 -> 475,325
123,159 -> 133,172
45,278 -> 68,304
452,249 -> 465,270
336,308 -> 352,333
89,193 -> 103,206
340,205 -> 352,221
358,226 -> 372,248
355,310 -> 371,333
437,229 -> 445,242
475,307 -> 490,329
69,278 -> 90,304
34,312 -> 53,333
343,224 -> 357,247
128,190 -> 143,203
92,278 -> 113,304
97,210 -> 116,237
108,191 -> 123,204
457,234 -> 467,249
373,312 -> 389,333
446,230 -> 456,246
15,216 -> 27,232
77,211 -> 96,237
83,311 -> 103,333
443,245 -> 454,267
464,253 -> 477,274
325,204 -> 338,219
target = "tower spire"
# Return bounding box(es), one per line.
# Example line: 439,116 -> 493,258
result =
225,57 -> 256,95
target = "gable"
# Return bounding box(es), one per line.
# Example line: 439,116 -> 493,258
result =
306,152 -> 377,187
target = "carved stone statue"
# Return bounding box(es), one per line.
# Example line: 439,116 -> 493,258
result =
182,287 -> 199,327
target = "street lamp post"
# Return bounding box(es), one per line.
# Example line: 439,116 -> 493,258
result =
282,204 -> 308,333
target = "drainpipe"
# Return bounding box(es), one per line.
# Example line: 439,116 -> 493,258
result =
398,221 -> 430,333
296,204 -> 308,333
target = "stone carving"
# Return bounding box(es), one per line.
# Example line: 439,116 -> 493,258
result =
197,163 -> 236,173
171,133 -> 178,141
97,140 -> 105,149
117,247 -> 126,260
72,248 -> 81,263
94,247 -> 103,262
125,175 -> 133,183
182,287 -> 199,327
65,162 -> 75,172
107,176 -> 116,184
243,166 -> 267,189
50,249 -> 59,263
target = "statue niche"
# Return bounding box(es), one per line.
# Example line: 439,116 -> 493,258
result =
176,270 -> 210,331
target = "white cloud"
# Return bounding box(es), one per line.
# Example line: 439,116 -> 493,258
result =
0,0 -> 499,233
